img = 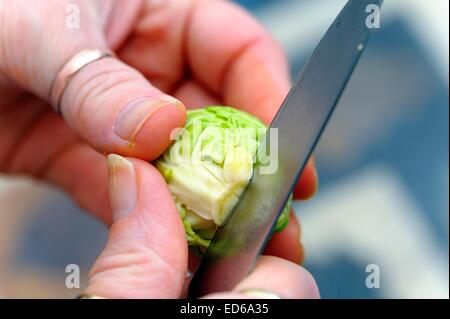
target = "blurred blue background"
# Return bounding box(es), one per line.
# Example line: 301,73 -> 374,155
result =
0,0 -> 447,298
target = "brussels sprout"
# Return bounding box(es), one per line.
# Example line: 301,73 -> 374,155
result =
155,106 -> 291,249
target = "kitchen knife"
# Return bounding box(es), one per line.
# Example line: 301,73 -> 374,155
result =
189,0 -> 382,297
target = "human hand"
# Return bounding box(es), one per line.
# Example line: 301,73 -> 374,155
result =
80,154 -> 319,299
0,0 -> 319,298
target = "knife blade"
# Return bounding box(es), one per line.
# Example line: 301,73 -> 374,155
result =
189,0 -> 382,297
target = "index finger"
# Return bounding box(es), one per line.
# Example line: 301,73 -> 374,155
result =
187,0 -> 290,124
187,0 -> 317,198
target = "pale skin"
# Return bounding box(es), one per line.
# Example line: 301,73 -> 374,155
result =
0,0 -> 319,298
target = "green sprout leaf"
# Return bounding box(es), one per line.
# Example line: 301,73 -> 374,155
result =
155,106 -> 291,249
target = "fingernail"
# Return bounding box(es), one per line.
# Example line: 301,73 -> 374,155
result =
238,289 -> 282,299
107,154 -> 137,221
114,96 -> 184,142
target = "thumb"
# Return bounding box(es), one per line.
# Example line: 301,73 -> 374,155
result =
84,155 -> 188,298
0,0 -> 185,160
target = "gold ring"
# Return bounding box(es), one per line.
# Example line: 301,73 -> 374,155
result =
49,49 -> 116,115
